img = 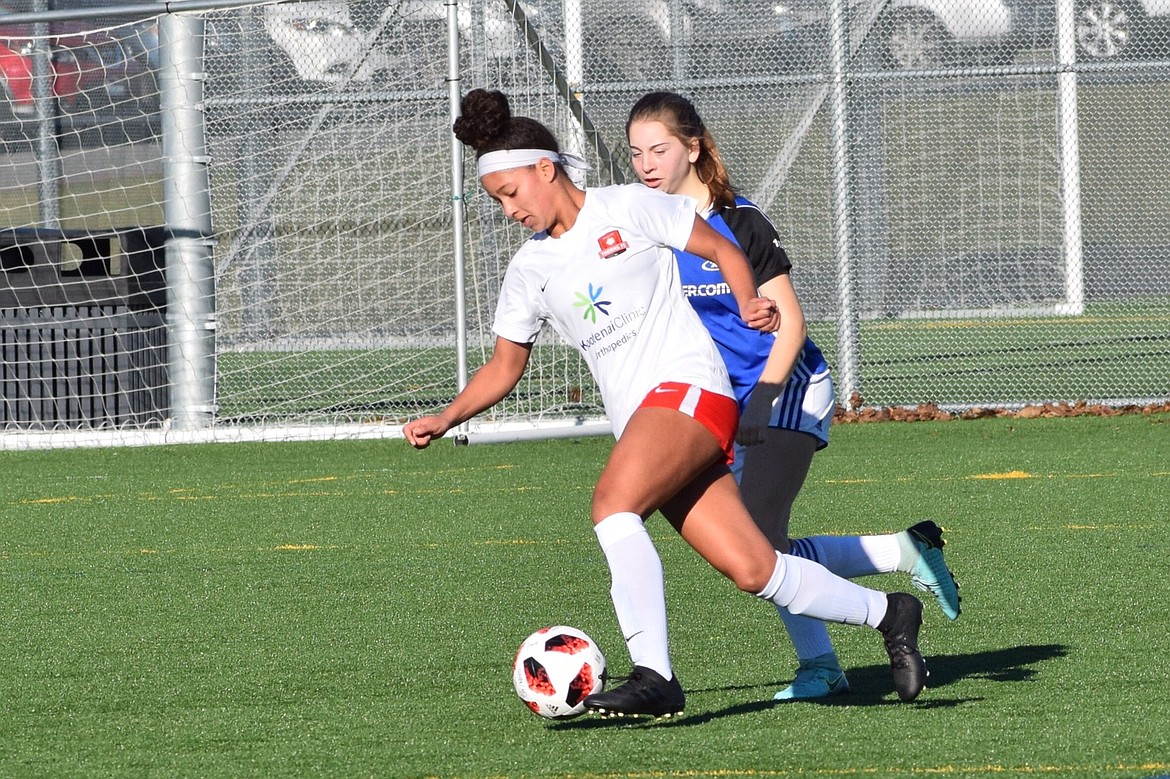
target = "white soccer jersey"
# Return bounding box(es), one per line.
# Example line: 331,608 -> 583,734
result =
493,184 -> 734,438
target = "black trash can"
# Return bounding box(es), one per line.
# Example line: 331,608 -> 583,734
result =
0,226 -> 169,429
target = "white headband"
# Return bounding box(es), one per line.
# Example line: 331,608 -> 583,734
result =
477,148 -> 592,177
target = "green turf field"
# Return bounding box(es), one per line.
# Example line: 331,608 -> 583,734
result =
1,413 -> 1167,777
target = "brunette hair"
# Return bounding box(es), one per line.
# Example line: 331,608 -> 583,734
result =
626,91 -> 736,210
453,88 -> 560,158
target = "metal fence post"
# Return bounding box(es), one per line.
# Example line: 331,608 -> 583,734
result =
447,0 -> 468,402
829,0 -> 860,406
1056,0 -> 1086,316
31,0 -> 60,228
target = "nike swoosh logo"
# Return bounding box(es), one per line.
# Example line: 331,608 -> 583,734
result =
623,630 -> 644,642
653,387 -> 678,394
540,278 -> 550,292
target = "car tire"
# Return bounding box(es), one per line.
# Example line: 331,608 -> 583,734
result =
1074,0 -> 1143,59
875,7 -> 954,69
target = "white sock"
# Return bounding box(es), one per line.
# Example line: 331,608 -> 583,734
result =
758,552 -> 889,628
776,607 -> 835,661
894,530 -> 924,573
790,534 -> 902,578
593,512 -> 672,679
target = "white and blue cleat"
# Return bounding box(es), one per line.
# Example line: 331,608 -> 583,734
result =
906,520 -> 961,620
774,652 -> 851,701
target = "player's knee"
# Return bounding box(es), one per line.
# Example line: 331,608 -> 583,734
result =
591,472 -> 651,522
727,556 -> 777,595
590,482 -> 616,523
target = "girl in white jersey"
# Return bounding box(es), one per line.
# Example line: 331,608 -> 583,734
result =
626,91 -> 961,701
403,89 -> 928,718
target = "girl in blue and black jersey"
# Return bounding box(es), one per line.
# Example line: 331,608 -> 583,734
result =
627,91 -> 962,701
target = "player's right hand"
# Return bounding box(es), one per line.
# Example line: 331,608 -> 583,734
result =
403,415 -> 451,449
743,296 -> 781,333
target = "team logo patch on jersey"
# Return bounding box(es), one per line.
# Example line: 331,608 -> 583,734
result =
597,230 -> 629,259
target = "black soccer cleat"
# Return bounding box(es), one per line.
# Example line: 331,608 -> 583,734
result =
583,665 -> 685,719
878,592 -> 928,702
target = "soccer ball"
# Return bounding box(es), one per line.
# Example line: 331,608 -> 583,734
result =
512,626 -> 606,719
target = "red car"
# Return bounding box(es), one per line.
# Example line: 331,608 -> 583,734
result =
0,34 -> 82,118
1,2 -> 156,124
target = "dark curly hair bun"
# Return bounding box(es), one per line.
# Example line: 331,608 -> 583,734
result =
453,89 -> 511,152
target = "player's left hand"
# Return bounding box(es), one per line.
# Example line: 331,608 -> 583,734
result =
743,296 -> 781,333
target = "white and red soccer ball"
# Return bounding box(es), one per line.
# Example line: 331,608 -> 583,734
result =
512,626 -> 606,719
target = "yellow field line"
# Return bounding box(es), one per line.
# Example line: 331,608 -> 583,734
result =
7,463 -> 1162,507
9,483 -> 577,506
459,761 -> 1170,778
822,469 -> 1158,484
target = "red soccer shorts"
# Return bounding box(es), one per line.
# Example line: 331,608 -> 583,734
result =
638,382 -> 739,465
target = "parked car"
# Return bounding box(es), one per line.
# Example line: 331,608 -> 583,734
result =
263,2 -> 395,84
0,4 -> 82,120
533,0 -> 1020,79
1016,0 -> 1170,60
575,0 -> 1170,79
864,0 -> 1017,69
260,0 -> 530,86
53,22 -> 157,119
865,0 -> 1170,68
0,36 -> 82,118
0,2 -> 156,124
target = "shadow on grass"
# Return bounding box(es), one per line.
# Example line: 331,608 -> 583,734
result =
553,644 -> 1070,729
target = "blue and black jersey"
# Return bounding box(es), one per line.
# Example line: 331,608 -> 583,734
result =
674,195 -> 829,418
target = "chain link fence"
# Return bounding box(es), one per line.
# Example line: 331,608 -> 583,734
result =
1,0 -> 1167,438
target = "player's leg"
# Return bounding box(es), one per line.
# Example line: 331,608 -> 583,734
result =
737,427 -> 817,552
658,468 -> 926,702
583,403 -> 727,719
738,428 -> 848,698
790,523 -> 962,620
741,401 -> 961,620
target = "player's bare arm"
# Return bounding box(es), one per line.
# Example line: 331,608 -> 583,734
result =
737,274 -> 808,445
404,337 -> 533,448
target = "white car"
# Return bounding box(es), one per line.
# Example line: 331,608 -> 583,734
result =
263,0 -> 534,85
572,0 -> 1021,78
1054,0 -> 1170,59
866,0 -> 1016,69
866,0 -> 1170,68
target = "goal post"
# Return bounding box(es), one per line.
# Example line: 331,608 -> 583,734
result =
160,11 -> 216,431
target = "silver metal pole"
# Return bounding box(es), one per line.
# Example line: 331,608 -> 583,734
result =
160,12 -> 216,429
562,0 -> 587,187
32,0 -> 60,228
829,0 -> 860,406
1055,0 -> 1085,316
447,0 -> 468,401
